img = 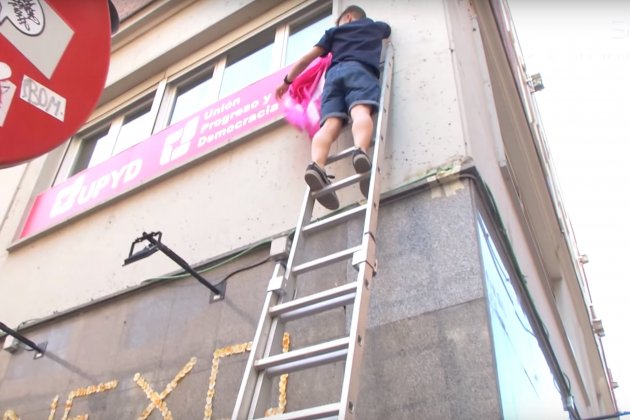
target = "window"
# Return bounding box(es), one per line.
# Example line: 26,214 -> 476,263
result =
218,30 -> 275,99
61,5 -> 332,180
285,12 -> 331,65
169,71 -> 215,125
477,215 -> 568,419
71,126 -> 111,174
113,106 -> 153,155
70,101 -> 154,175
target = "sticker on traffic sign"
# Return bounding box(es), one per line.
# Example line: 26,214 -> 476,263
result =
0,0 -> 111,167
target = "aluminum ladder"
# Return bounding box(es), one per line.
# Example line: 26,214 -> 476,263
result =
232,43 -> 393,420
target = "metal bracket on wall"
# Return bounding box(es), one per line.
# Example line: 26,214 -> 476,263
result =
123,231 -> 225,303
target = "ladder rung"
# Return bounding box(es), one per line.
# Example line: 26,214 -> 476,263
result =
255,402 -> 341,420
326,146 -> 355,164
311,173 -> 368,198
292,246 -> 361,275
303,204 -> 368,235
269,282 -> 358,322
255,337 -> 349,375
266,349 -> 347,376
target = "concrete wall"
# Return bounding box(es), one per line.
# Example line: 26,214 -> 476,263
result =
0,185 -> 500,419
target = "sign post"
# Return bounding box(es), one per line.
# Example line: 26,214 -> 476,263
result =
0,0 -> 112,167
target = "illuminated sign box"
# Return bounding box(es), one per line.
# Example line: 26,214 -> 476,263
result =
20,68 -> 287,239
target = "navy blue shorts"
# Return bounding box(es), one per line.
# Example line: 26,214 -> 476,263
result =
320,61 -> 380,125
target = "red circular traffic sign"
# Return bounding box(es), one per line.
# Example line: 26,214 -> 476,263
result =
0,0 -> 111,167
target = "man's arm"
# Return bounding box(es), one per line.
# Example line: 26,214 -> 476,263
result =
275,46 -> 326,99
377,21 -> 391,39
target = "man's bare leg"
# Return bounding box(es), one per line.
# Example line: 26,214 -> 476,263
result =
350,105 -> 374,153
311,117 -> 343,168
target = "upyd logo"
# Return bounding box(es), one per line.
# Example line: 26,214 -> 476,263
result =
0,0 -> 45,36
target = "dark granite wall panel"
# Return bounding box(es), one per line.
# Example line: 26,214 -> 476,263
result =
0,184 -> 500,419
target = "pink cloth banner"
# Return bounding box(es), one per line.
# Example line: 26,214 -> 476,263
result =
281,53 -> 331,138
20,68 -> 288,238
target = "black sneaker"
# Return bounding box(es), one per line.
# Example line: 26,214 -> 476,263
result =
352,149 -> 371,198
304,162 -> 339,210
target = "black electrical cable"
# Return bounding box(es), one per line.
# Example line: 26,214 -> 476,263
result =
214,256 -> 274,287
141,239 -> 273,285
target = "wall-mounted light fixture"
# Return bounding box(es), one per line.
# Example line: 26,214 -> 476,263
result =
123,231 -> 225,302
0,321 -> 46,358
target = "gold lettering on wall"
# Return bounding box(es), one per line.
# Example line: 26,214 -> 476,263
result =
48,396 -> 59,420
2,337 -> 291,419
204,341 -> 252,420
2,410 -> 20,420
264,332 -> 290,417
134,357 -> 197,420
203,333 -> 290,420
60,381 -> 118,420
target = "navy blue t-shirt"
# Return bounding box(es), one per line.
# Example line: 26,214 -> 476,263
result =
315,18 -> 391,77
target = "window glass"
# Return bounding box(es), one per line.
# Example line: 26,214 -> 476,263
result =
477,215 -> 568,419
72,127 -> 111,174
65,8 -> 334,178
219,32 -> 275,98
112,106 -> 153,155
285,13 -> 331,65
170,74 -> 214,125
71,104 -> 153,175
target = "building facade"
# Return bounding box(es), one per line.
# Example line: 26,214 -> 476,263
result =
0,0 -> 618,418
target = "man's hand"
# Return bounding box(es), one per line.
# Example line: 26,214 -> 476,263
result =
274,46 -> 324,101
275,82 -> 289,100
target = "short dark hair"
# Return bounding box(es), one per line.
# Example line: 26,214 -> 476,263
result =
336,5 -> 367,25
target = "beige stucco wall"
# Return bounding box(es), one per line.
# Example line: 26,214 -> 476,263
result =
0,165 -> 24,229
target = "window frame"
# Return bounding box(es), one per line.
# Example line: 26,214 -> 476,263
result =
217,28 -> 278,99
55,1 -> 332,184
58,91 -> 160,180
160,64 -> 218,129
284,8 -> 332,65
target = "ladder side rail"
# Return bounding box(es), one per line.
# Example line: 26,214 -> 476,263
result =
284,189 -> 319,297
232,262 -> 286,419
232,190 -> 317,419
338,42 -> 394,419
248,188 -> 321,418
363,43 -> 394,239
338,262 -> 375,419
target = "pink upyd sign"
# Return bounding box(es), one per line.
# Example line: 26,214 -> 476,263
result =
20,68 -> 288,238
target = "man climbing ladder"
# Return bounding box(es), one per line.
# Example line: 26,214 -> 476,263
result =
276,5 -> 391,209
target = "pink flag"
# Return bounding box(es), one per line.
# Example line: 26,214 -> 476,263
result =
281,53 -> 332,139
